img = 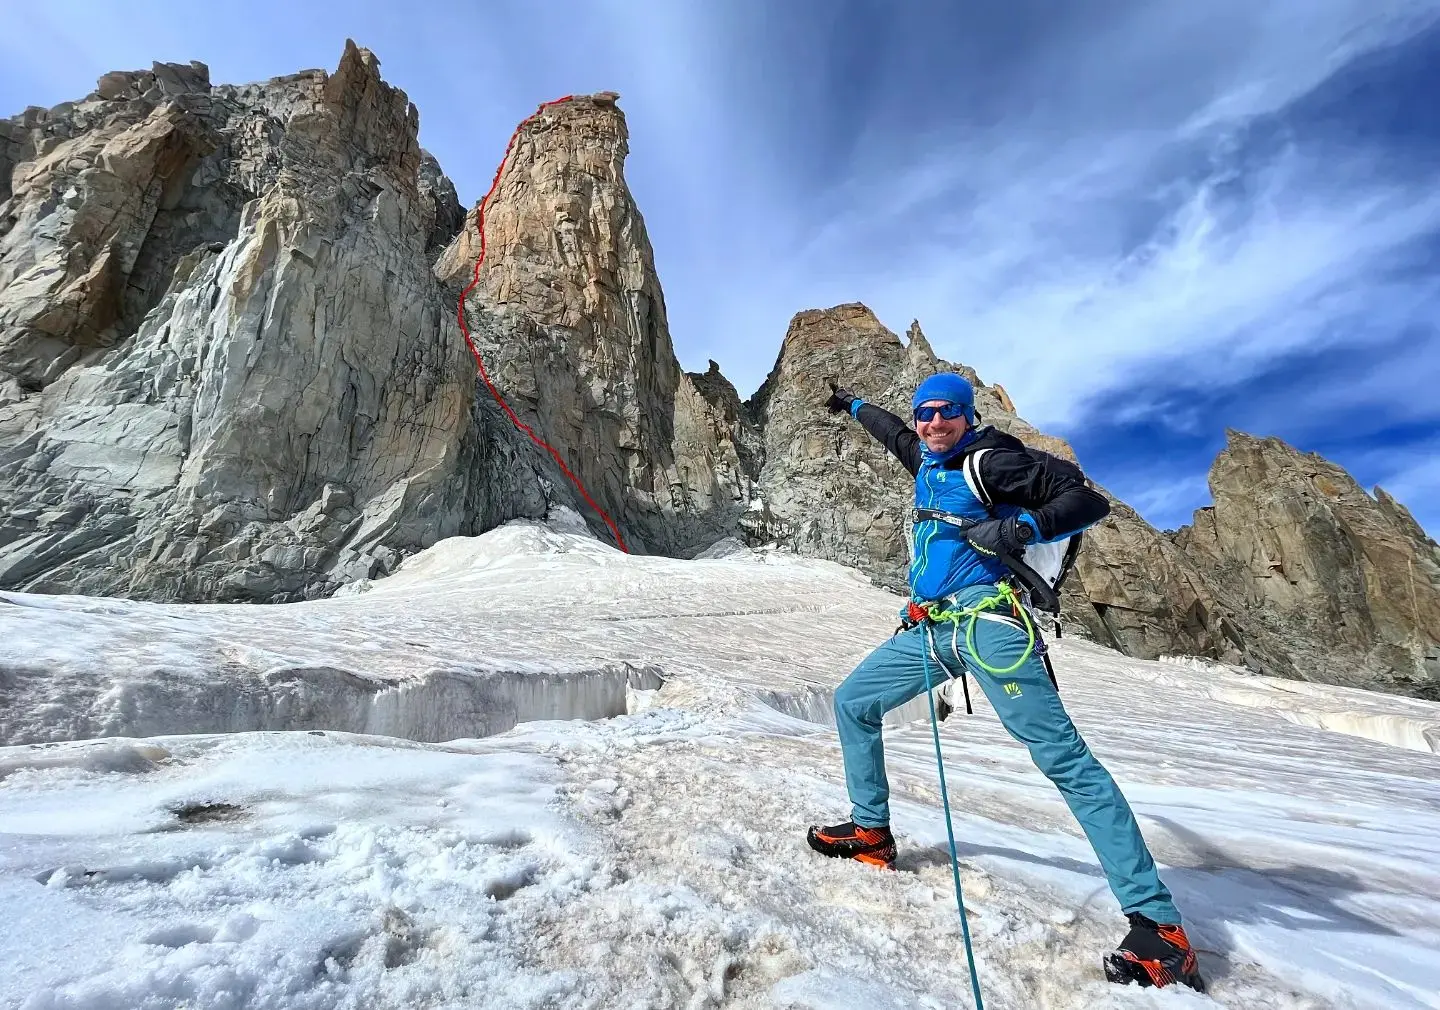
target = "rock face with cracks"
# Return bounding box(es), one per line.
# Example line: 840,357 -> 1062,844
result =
434,92 -> 753,556
1174,432 -> 1440,698
0,44 -> 579,601
1,49 -> 1435,697
743,305 -> 940,590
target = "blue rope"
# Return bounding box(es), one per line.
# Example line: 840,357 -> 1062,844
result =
921,626 -> 986,1009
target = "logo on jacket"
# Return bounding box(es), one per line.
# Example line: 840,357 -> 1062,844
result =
1003,681 -> 1023,698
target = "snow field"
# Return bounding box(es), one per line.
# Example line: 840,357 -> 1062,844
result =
2,520 -> 1438,1008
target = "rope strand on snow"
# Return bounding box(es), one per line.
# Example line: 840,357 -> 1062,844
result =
921,636 -> 986,1009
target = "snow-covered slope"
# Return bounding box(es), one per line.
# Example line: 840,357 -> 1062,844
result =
2,522 -> 1438,1009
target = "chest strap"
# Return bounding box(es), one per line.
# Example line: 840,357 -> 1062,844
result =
912,507 -> 976,530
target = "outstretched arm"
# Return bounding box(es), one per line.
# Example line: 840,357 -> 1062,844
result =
827,384 -> 922,476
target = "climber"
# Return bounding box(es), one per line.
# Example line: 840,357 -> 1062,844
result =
807,373 -> 1205,993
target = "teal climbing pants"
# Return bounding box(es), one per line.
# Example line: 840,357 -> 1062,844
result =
834,582 -> 1182,924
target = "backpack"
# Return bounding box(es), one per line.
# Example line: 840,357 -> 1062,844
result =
958,445 -> 1085,614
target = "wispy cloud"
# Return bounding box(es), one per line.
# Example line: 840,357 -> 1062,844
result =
788,4 -> 1440,422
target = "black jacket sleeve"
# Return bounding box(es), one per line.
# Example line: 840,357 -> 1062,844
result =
979,449 -> 1110,541
852,402 -> 922,476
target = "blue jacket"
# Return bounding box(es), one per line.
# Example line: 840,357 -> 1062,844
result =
849,402 -> 1109,601
910,440 -> 1010,599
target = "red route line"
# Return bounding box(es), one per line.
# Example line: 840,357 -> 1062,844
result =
456,96 -> 630,553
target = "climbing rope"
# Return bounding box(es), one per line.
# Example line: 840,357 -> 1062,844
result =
926,582 -> 1035,675
921,641 -> 987,1009
456,97 -> 629,553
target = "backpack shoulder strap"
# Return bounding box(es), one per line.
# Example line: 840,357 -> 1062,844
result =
961,447 -> 994,512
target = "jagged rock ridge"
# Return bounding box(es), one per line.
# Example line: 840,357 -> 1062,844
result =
2,49 -> 1435,698
741,304 -> 940,589
1175,432 -> 1440,697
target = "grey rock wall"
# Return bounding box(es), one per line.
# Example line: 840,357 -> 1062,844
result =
1174,432 -> 1440,697
0,43 -> 572,601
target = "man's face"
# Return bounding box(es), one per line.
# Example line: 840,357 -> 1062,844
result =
915,399 -> 969,453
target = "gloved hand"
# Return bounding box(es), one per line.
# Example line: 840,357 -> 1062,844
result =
965,514 -> 1035,558
825,382 -> 857,415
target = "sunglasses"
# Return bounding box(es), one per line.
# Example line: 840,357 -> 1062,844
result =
913,403 -> 968,423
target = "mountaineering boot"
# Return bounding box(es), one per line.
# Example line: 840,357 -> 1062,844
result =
1104,913 -> 1206,992
806,821 -> 896,869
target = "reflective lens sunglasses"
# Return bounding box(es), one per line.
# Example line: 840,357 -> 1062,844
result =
913,403 -> 968,423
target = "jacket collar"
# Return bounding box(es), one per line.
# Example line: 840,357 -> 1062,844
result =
920,425 -> 980,467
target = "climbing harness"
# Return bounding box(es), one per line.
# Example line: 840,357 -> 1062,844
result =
926,582 -> 1036,675
917,582 -> 1035,718
903,578 -> 1059,717
921,627 -> 987,1009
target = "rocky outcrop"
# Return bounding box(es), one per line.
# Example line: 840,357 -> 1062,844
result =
740,304 -> 1258,665
417,151 -> 463,256
0,71 -> 221,388
3,49 -> 1434,699
1062,496 -> 1267,666
434,93 -> 751,555
0,44 -> 574,601
743,304 -> 937,589
1174,432 -> 1440,697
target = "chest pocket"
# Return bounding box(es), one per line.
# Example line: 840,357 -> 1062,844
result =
915,462 -> 991,520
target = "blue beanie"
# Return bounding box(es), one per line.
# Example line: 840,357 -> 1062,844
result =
911,373 -> 975,419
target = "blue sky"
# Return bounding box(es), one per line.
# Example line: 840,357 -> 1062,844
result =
4,1 -> 1439,534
